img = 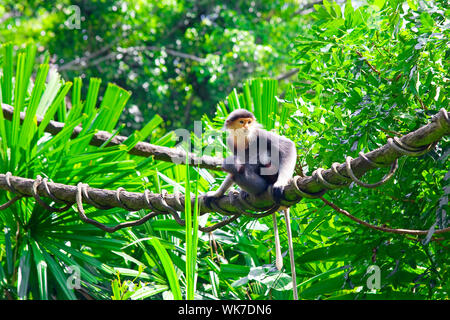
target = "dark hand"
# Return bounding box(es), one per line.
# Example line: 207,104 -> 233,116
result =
272,185 -> 284,204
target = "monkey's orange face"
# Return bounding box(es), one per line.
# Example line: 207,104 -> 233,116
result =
227,117 -> 254,130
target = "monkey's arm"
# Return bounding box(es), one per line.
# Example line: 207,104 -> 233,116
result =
207,156 -> 242,199
273,138 -> 297,188
208,174 -> 234,198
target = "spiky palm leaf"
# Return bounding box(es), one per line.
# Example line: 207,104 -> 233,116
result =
0,43 -> 193,300
0,43 -> 296,300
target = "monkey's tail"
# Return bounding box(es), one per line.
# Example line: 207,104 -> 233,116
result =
284,208 -> 298,300
272,213 -> 283,271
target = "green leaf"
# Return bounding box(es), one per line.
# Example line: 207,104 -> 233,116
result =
150,219 -> 185,231
373,0 -> 386,10
45,239 -> 114,275
220,264 -> 251,278
41,251 -> 78,300
67,77 -> 84,123
36,68 -> 62,117
419,12 -> 434,32
300,275 -> 347,298
17,243 -> 31,299
18,64 -> 50,157
185,162 -> 200,300
122,114 -> 164,150
4,227 -> 13,275
30,240 -> 48,300
1,43 -> 13,105
111,279 -> 121,300
297,266 -> 350,289
93,83 -> 131,131
11,52 -> 28,167
148,237 -> 182,300
344,0 -> 354,22
37,81 -> 72,137
406,0 -> 418,11
113,267 -> 151,280
297,244 -> 365,263
0,262 -> 6,287
130,285 -> 168,300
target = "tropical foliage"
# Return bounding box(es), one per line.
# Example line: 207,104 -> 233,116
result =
0,0 -> 448,300
0,0 -> 304,131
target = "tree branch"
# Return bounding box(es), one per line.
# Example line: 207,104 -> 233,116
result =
319,196 -> 450,236
292,0 -> 323,16
0,108 -> 448,222
59,45 -> 206,71
1,103 -> 222,171
276,68 -> 299,81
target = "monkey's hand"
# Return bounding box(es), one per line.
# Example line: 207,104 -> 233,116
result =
204,174 -> 234,209
272,181 -> 287,204
204,190 -> 224,210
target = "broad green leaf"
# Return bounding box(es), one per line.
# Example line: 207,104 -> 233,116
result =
30,240 -> 48,300
220,264 -> 251,278
148,237 -> 182,300
130,285 -> 168,300
17,243 -> 31,299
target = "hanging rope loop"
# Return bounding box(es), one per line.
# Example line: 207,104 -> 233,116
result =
358,151 -> 384,168
235,189 -> 280,218
5,172 -> 21,195
331,162 -> 352,182
312,167 -> 347,190
1,172 -> 24,209
75,182 -> 161,233
291,176 -> 326,199
80,183 -> 114,210
115,187 -> 136,211
345,156 -> 398,189
387,137 -> 435,156
32,175 -> 73,212
0,195 -> 22,210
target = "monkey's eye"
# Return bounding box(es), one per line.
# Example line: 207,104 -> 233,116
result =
239,120 -> 244,124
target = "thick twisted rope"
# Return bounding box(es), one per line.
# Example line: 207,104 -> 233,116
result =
1,175 -> 242,233
0,109 -> 449,234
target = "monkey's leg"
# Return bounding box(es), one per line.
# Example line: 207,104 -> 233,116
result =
208,174 -> 234,198
204,174 -> 235,209
272,213 -> 283,271
283,208 -> 298,300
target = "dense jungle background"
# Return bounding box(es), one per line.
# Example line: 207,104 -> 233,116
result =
0,0 -> 448,300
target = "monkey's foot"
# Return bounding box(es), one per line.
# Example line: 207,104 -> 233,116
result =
272,185 -> 285,204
